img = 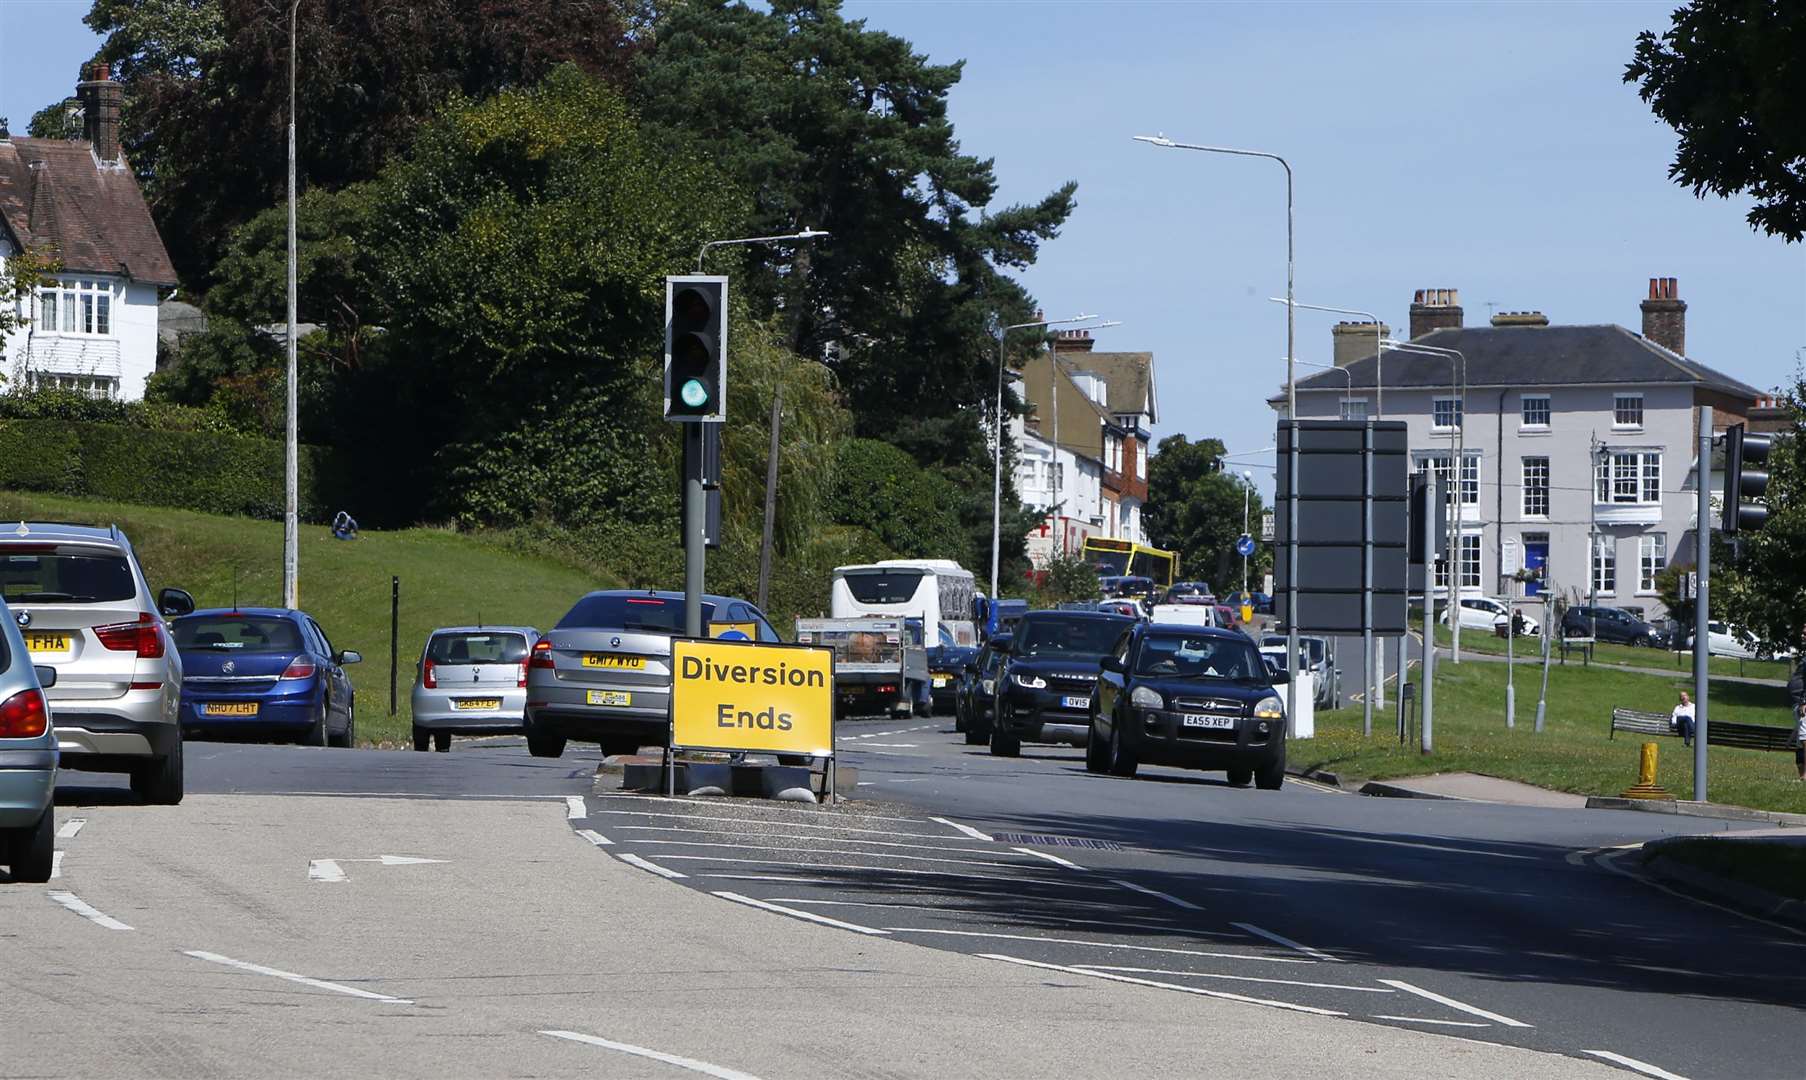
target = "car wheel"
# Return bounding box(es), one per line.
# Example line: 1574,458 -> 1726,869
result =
412,727 -> 430,752
303,700 -> 329,747
434,731 -> 451,753
989,705 -> 1020,757
7,804 -> 54,883
1107,717 -> 1137,779
1084,715 -> 1108,774
1255,748 -> 1286,790
526,729 -> 567,758
1226,768 -> 1253,787
131,736 -> 184,806
964,710 -> 987,745
1628,637 -> 1645,647
601,738 -> 641,758
330,700 -> 355,748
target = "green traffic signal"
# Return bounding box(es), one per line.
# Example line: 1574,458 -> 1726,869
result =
681,378 -> 709,408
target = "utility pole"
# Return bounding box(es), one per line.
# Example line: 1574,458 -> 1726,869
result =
1693,406 -> 1711,801
283,0 -> 301,610
1421,471 -> 1438,754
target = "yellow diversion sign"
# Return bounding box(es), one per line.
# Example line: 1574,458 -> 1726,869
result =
669,638 -> 835,756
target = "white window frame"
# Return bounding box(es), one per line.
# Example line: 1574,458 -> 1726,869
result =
34,277 -> 116,337
1340,397 -> 1370,421
1638,533 -> 1667,594
1520,394 -> 1551,431
1418,451 -> 1480,508
1521,456 -> 1550,518
1433,531 -> 1483,592
25,371 -> 119,399
1591,536 -> 1617,596
1595,450 -> 1662,506
1613,393 -> 1644,430
1134,441 -> 1145,482
1432,396 -> 1464,432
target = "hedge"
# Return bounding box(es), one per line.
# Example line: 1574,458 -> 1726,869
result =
0,419 -> 343,522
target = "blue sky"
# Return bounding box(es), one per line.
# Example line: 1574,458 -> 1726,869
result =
5,1 -> 1802,494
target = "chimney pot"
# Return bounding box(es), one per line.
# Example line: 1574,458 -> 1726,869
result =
1408,286 -> 1464,339
1639,275 -> 1686,355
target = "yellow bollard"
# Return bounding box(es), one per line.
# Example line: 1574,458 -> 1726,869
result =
1620,740 -> 1674,800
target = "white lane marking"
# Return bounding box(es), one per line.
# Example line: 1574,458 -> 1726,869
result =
541,1031 -> 762,1080
307,859 -> 347,883
375,855 -> 445,866
183,950 -> 411,1004
763,898 -> 1206,933
565,796 -> 587,820
713,891 -> 891,936
630,838 -> 1044,871
50,851 -> 64,879
888,928 -> 1313,963
931,816 -> 993,842
1015,847 -> 1088,871
615,853 -> 685,879
594,809 -> 949,841
645,854 -> 1120,889
1566,842 -> 1643,868
1582,1050 -> 1692,1080
704,874 -> 846,885
980,954 -> 1343,1016
47,891 -> 131,931
1231,922 -> 1342,963
1075,965 -> 1394,993
592,792 -> 926,823
1378,979 -> 1532,1027
576,829 -> 613,847
884,777 -> 932,783
1373,1015 -> 1490,1028
1109,878 -> 1203,911
1301,830 -> 1539,861
854,743 -> 919,748
56,818 -> 85,839
612,823 -> 1003,856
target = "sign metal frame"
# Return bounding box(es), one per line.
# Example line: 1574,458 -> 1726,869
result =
664,636 -> 839,801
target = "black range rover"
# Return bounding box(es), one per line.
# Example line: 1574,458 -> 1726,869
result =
986,610 -> 1135,756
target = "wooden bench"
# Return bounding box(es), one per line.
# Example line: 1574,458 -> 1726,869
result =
1708,720 -> 1797,752
1609,708 -> 1673,739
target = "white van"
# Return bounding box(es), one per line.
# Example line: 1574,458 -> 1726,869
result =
1149,603 -> 1220,629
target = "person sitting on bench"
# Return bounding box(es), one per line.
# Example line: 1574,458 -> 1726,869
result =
1669,690 -> 1695,748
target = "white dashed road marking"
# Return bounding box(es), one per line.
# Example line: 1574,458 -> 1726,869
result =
980,954 -> 1345,1016
56,818 -> 85,839
930,816 -> 993,842
307,859 -> 347,883
1372,1015 -> 1489,1028
565,796 -> 587,820
887,928 -> 1313,963
1231,922 -> 1342,963
1015,847 -> 1088,870
615,852 -> 686,879
576,829 -> 612,847
1581,1050 -> 1692,1080
541,1030 -> 763,1080
1109,878 -> 1203,911
1075,965 -> 1395,993
184,950 -> 412,1004
713,891 -> 891,936
1378,979 -> 1532,1027
50,851 -> 64,879
47,891 -> 131,931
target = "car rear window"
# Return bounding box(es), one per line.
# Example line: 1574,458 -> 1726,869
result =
172,615 -> 304,652
0,548 -> 135,604
556,595 -> 715,633
427,632 -> 529,664
840,571 -> 924,604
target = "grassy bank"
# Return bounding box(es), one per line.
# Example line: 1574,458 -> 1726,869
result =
1427,623 -> 1792,681
1300,655 -> 1806,814
0,490 -> 614,746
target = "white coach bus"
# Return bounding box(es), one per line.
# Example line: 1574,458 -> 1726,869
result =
830,560 -> 979,648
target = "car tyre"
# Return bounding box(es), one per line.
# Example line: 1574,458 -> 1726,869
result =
1107,717 -> 1137,779
1084,716 -> 1108,774
303,700 -> 329,747
989,706 -> 1020,757
412,727 -> 430,752
526,729 -> 566,758
1629,637 -> 1645,648
131,736 -> 184,805
8,804 -> 54,883
434,731 -> 452,753
963,712 -> 987,746
1255,748 -> 1286,791
1226,767 -> 1253,787
330,701 -> 355,748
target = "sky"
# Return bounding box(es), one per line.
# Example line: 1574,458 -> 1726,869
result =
3,1 -> 1803,496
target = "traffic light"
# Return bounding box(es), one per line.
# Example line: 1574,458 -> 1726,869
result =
664,276 -> 727,422
1721,423 -> 1774,535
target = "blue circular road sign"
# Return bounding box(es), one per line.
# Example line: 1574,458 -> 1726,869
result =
1235,534 -> 1256,557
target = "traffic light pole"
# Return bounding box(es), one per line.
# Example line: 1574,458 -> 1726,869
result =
685,423 -> 707,638
1694,405 -> 1711,802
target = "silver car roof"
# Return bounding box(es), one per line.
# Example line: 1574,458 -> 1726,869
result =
0,521 -> 129,547
426,625 -> 539,636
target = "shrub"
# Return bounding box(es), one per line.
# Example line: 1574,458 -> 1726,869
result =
827,438 -> 967,562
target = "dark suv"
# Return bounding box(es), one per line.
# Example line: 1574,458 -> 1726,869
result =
1090,623 -> 1288,788
987,610 -> 1135,756
1561,605 -> 1666,647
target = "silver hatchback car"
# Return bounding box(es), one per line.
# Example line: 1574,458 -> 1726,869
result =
1,595 -> 58,883
410,625 -> 539,752
0,524 -> 192,805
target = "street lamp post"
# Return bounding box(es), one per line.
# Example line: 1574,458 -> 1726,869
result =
693,230 -> 830,613
283,0 -> 301,610
1269,299 -> 1388,417
1136,134 -> 1297,725
1385,339 -> 1468,661
1241,470 -> 1252,597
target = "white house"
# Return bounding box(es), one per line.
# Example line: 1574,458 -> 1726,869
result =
0,64 -> 177,401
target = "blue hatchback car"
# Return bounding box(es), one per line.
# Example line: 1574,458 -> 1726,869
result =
172,608 -> 361,746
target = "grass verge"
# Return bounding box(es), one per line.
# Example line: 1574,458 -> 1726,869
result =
1427,623 -> 1792,681
1649,838 -> 1806,903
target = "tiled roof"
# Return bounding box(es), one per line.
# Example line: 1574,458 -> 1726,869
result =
1019,353 -> 1107,462
0,137 -> 177,286
1070,351 -> 1155,423
1286,324 -> 1761,400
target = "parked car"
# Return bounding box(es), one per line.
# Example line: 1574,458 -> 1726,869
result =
0,596 -> 57,883
0,523 -> 192,805
1560,605 -> 1666,647
523,591 -> 780,759
411,626 -> 538,752
1100,575 -> 1157,604
1090,623 -> 1288,788
1098,599 -> 1145,620
1259,634 -> 1337,709
955,641 -> 1005,744
1162,581 -> 1215,605
1683,620 -> 1791,661
1441,596 -> 1540,636
986,609 -> 1136,756
1150,603 -> 1220,628
173,608 -> 361,747
926,644 -> 975,717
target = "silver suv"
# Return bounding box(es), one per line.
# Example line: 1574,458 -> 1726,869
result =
0,524 -> 193,804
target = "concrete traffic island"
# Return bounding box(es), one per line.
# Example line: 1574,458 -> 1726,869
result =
605,752 -> 856,802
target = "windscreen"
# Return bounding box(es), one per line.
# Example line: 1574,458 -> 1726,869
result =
1090,551 -> 1131,575
841,571 -> 925,605
427,632 -> 529,664
1262,635 -> 1325,665
0,548 -> 135,604
172,615 -> 304,652
1136,633 -> 1265,680
1015,617 -> 1127,659
556,595 -> 715,633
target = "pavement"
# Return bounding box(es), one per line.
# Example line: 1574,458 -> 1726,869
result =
1359,771 -> 1591,808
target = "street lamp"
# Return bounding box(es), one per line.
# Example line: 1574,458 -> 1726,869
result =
989,312 -> 1109,600
1137,133 -> 1299,723
1383,338 -> 1468,661
692,229 -> 832,612
1293,358 -> 1353,414
283,0 -> 301,610
1269,298 -> 1387,416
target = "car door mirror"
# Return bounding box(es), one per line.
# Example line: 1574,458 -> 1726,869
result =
1100,655 -> 1125,674
158,587 -> 195,618
33,665 -> 56,689
991,634 -> 1013,655
336,650 -> 363,665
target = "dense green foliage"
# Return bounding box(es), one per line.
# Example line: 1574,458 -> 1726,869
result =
1626,0 -> 1806,241
1713,383 -> 1806,652
827,439 -> 967,562
1143,435 -> 1269,591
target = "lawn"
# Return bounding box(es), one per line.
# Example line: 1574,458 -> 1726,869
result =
1427,623 -> 1792,682
0,490 -> 616,746
1299,653 -> 1806,815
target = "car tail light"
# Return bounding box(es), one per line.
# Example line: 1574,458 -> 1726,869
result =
423,659 -> 437,689
529,639 -> 555,670
95,612 -> 165,658
0,688 -> 48,738
280,656 -> 317,680
517,658 -> 529,688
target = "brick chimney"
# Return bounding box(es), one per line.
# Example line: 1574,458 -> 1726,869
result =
1490,311 -> 1549,327
77,62 -> 123,165
1331,321 -> 1388,367
1052,328 -> 1095,353
1408,288 -> 1463,339
1640,277 -> 1685,355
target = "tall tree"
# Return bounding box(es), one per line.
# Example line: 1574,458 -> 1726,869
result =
1143,435 -> 1269,592
1714,378 -> 1806,653
1626,0 -> 1806,241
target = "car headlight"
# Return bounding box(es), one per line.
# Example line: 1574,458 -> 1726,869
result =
981,679 -> 995,694
1131,686 -> 1164,710
1253,696 -> 1285,720
1012,672 -> 1047,689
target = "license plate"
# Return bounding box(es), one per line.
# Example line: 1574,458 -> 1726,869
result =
1061,695 -> 1090,709
455,698 -> 501,711
932,676 -> 949,688
24,632 -> 70,655
203,702 -> 259,717
1182,714 -> 1237,730
586,690 -> 632,707
582,654 -> 644,670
